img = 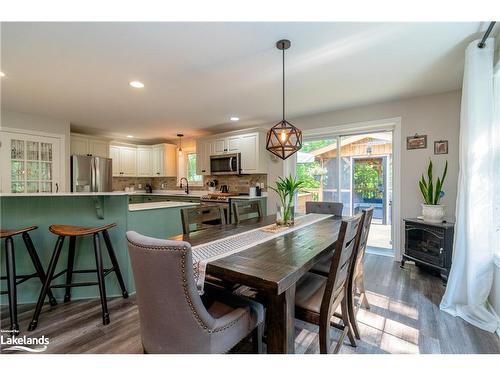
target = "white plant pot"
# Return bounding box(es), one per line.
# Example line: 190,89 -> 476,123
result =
421,204 -> 445,223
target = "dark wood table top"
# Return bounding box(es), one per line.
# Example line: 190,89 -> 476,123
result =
169,214 -> 342,295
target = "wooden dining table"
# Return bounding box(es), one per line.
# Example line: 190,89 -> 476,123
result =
169,214 -> 342,354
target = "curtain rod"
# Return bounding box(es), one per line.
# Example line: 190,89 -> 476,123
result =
478,21 -> 496,48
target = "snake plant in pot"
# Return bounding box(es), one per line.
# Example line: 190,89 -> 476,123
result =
270,175 -> 305,226
419,159 -> 448,223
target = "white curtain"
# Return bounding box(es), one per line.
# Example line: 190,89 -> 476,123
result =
440,37 -> 500,333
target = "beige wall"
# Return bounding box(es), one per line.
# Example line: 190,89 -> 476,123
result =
266,90 -> 461,256
1,110 -> 71,191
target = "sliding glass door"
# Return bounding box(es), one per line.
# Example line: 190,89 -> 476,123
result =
296,130 -> 393,253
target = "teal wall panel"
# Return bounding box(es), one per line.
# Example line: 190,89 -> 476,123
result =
0,196 -> 194,305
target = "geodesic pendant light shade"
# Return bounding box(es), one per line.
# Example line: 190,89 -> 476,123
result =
266,120 -> 302,160
266,39 -> 302,160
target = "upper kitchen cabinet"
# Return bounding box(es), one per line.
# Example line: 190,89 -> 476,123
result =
213,136 -> 240,154
70,133 -> 109,157
137,146 -> 153,177
109,144 -> 137,177
195,130 -> 268,175
195,140 -> 212,175
152,143 -> 177,177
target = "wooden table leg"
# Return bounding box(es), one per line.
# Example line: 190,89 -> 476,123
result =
266,285 -> 296,354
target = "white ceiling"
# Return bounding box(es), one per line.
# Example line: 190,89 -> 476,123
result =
0,22 -> 487,141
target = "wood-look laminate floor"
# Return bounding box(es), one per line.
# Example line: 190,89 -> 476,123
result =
1,254 -> 499,354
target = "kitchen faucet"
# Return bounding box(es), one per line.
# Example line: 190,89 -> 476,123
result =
180,177 -> 190,195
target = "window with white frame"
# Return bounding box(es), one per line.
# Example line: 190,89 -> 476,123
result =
186,152 -> 202,185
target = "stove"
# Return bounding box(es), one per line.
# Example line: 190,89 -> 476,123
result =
200,194 -> 232,203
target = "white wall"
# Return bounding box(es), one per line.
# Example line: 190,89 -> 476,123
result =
266,90 -> 461,255
1,110 -> 71,190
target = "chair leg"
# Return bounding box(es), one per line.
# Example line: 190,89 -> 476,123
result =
63,236 -> 76,302
319,313 -> 331,354
102,229 -> 128,298
5,237 -> 19,336
356,273 -> 370,310
252,323 -> 264,354
93,233 -> 110,325
22,232 -> 57,306
347,281 -> 361,340
29,235 -> 65,331
341,297 -> 357,348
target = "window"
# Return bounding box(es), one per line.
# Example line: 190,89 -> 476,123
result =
186,153 -> 202,184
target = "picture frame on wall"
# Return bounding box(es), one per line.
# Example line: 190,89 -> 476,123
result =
406,134 -> 427,150
434,140 -> 448,155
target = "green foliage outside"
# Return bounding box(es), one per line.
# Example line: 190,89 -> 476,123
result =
296,139 -> 335,190
187,153 -> 202,182
353,163 -> 382,199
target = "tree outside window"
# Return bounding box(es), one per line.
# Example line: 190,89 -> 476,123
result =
186,153 -> 202,184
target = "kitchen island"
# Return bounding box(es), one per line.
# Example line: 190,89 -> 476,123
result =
0,192 -> 198,304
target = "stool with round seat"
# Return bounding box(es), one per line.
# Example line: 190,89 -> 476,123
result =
1,226 -> 57,336
28,223 -> 128,331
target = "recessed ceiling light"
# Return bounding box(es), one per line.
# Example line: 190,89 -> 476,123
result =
0,72 -> 5,77
129,81 -> 144,88
230,117 -> 239,122
126,135 -> 134,138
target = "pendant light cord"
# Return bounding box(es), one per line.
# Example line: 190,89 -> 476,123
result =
282,44 -> 285,121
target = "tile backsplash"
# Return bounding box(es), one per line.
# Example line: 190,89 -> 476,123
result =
113,174 -> 267,193
203,174 -> 267,194
112,177 -> 154,191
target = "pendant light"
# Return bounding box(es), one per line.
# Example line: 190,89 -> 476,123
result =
266,39 -> 302,160
177,133 -> 184,156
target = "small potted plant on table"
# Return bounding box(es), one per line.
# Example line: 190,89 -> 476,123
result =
270,175 -> 305,226
419,159 -> 448,223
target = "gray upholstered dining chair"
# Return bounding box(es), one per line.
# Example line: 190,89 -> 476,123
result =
305,201 -> 343,216
126,231 -> 264,354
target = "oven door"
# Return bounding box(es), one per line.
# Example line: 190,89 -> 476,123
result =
210,153 -> 240,175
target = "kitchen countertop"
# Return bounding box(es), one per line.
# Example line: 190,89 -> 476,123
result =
128,201 -> 200,211
0,190 -> 267,198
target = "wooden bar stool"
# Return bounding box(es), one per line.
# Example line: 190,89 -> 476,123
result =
28,223 -> 128,331
1,226 -> 57,336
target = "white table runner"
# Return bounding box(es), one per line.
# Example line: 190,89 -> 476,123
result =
192,213 -> 332,293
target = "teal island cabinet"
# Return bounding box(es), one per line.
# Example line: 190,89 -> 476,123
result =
0,192 -> 198,304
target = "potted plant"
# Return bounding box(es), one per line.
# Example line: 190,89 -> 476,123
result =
270,175 -> 305,226
419,159 -> 448,223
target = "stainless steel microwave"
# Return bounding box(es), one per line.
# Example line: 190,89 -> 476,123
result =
210,153 -> 241,175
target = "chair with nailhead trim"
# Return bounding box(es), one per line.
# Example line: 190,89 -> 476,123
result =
126,231 -> 264,354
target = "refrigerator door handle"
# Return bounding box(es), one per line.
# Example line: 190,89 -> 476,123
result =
91,157 -> 96,192
94,157 -> 100,192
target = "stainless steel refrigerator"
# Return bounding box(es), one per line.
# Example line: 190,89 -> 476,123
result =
71,155 -> 113,192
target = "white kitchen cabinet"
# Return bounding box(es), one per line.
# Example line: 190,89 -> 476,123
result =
213,138 -> 226,154
137,146 -> 153,177
195,131 -> 267,175
195,140 -> 212,175
152,144 -> 177,177
89,139 -> 109,158
70,135 -> 89,156
70,133 -> 109,157
212,136 -> 240,155
239,133 -> 259,173
109,145 -> 137,177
